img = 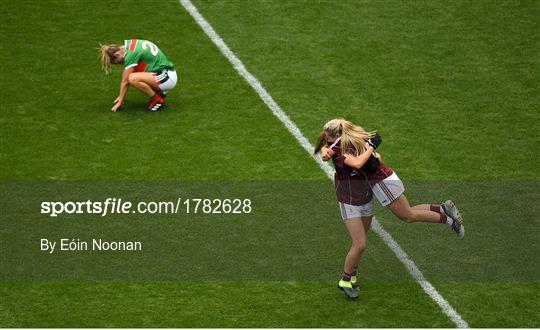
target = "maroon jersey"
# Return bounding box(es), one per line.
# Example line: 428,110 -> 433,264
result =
331,144 -> 373,205
367,162 -> 394,183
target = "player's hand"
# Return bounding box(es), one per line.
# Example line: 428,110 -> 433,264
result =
321,146 -> 335,156
367,132 -> 382,149
111,100 -> 122,112
321,146 -> 335,161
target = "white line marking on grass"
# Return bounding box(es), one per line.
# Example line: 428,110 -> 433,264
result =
180,0 -> 469,328
180,0 -> 333,175
372,220 -> 469,328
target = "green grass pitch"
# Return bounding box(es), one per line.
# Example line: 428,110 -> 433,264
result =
1,0 -> 539,327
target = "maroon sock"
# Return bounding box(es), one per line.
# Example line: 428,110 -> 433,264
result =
430,204 -> 442,213
342,272 -> 352,282
351,268 -> 357,277
439,213 -> 449,224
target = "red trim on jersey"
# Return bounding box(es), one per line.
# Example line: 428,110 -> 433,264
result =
134,62 -> 148,72
129,39 -> 137,52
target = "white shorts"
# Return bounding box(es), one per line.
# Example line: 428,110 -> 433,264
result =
372,172 -> 405,206
338,200 -> 374,220
154,69 -> 177,94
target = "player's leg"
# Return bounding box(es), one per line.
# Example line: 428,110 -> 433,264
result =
411,204 -> 432,211
338,217 -> 366,299
386,195 -> 450,224
128,72 -> 166,112
343,217 -> 368,274
373,172 -> 464,238
127,72 -> 160,97
361,215 -> 372,233
386,194 -> 445,223
411,203 -> 460,218
372,172 -> 446,224
383,192 -> 465,238
350,215 -> 372,287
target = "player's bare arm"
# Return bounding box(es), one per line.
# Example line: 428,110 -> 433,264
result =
343,146 -> 374,168
112,67 -> 134,112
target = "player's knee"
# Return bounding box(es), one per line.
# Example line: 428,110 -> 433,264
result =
352,241 -> 367,253
401,217 -> 414,223
397,213 -> 415,223
127,75 -> 139,85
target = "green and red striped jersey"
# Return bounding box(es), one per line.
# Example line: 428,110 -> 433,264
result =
124,39 -> 174,73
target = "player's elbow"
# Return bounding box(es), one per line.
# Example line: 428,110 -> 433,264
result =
351,160 -> 365,169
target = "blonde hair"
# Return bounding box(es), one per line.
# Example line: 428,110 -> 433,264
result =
98,43 -> 122,75
314,118 -> 375,156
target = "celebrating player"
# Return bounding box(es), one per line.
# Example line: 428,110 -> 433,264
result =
317,118 -> 465,236
314,120 -> 375,300
314,118 -> 465,299
99,39 -> 177,112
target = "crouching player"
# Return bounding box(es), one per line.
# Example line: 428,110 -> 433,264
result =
99,39 -> 177,112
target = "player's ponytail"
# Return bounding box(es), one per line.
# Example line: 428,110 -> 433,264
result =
314,118 -> 346,154
340,120 -> 375,156
315,118 -> 375,155
98,44 -> 121,75
314,131 -> 328,154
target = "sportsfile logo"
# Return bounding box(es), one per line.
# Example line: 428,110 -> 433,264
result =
41,198 -> 134,217
40,197 -> 252,217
